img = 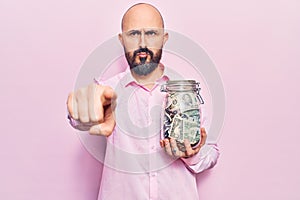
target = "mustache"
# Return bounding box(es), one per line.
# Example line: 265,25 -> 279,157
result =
133,47 -> 154,58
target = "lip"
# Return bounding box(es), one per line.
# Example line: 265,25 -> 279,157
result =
137,52 -> 148,58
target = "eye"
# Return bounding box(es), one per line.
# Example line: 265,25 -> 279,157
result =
145,30 -> 157,36
129,30 -> 141,36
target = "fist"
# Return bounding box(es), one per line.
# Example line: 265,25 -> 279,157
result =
67,83 -> 117,136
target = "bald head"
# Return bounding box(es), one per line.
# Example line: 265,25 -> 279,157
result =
121,3 -> 164,32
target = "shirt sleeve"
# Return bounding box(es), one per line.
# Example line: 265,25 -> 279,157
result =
67,114 -> 97,131
181,143 -> 220,173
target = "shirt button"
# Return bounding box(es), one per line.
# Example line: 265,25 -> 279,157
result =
151,145 -> 155,150
151,172 -> 157,177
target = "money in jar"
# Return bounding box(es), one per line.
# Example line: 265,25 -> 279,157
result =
160,80 -> 204,151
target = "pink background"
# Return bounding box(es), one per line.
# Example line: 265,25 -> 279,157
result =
1,0 -> 300,199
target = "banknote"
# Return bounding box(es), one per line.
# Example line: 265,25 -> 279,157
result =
169,114 -> 183,141
183,122 -> 200,146
183,109 -> 200,122
182,108 -> 201,146
179,93 -> 198,111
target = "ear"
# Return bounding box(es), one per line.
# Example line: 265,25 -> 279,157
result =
163,32 -> 169,45
118,33 -> 124,46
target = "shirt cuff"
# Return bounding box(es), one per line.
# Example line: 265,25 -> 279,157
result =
181,144 -> 212,165
67,114 -> 96,131
180,143 -> 220,173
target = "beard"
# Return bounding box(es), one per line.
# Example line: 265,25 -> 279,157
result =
125,47 -> 162,76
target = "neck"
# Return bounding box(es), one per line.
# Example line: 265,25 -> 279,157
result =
131,63 -> 164,90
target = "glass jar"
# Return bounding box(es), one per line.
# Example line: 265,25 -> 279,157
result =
160,80 -> 204,151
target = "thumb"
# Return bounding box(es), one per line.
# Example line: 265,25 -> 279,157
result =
199,127 -> 207,147
89,123 -> 114,136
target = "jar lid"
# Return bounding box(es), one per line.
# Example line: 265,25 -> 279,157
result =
166,80 -> 197,85
161,80 -> 199,92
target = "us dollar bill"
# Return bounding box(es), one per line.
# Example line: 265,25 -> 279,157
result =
183,120 -> 200,145
169,114 -> 183,141
182,109 -> 201,146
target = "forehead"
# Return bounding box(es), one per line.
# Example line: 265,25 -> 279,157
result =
122,6 -> 164,32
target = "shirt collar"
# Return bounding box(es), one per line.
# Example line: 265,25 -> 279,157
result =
120,63 -> 175,88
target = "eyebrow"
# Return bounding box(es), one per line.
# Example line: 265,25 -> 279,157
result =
126,28 -> 160,33
127,29 -> 141,33
144,29 -> 159,32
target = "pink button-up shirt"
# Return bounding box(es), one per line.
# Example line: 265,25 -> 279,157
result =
70,65 -> 219,200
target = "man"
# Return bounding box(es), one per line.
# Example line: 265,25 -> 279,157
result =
67,3 -> 219,199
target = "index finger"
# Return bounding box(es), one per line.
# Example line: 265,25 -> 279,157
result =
88,85 -> 116,122
101,86 -> 117,106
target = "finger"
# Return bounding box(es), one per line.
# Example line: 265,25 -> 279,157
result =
89,85 -> 117,123
199,128 -> 207,147
193,145 -> 201,155
183,139 -> 194,157
164,139 -> 173,157
170,138 -> 182,158
89,123 -> 115,136
88,84 -> 103,122
102,86 -> 117,106
67,92 -> 78,120
160,140 -> 165,148
89,105 -> 116,136
76,88 -> 89,123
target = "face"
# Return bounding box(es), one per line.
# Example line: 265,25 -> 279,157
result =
183,94 -> 192,104
119,5 -> 168,76
122,28 -> 165,75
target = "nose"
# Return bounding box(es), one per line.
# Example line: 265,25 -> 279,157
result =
139,32 -> 146,48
